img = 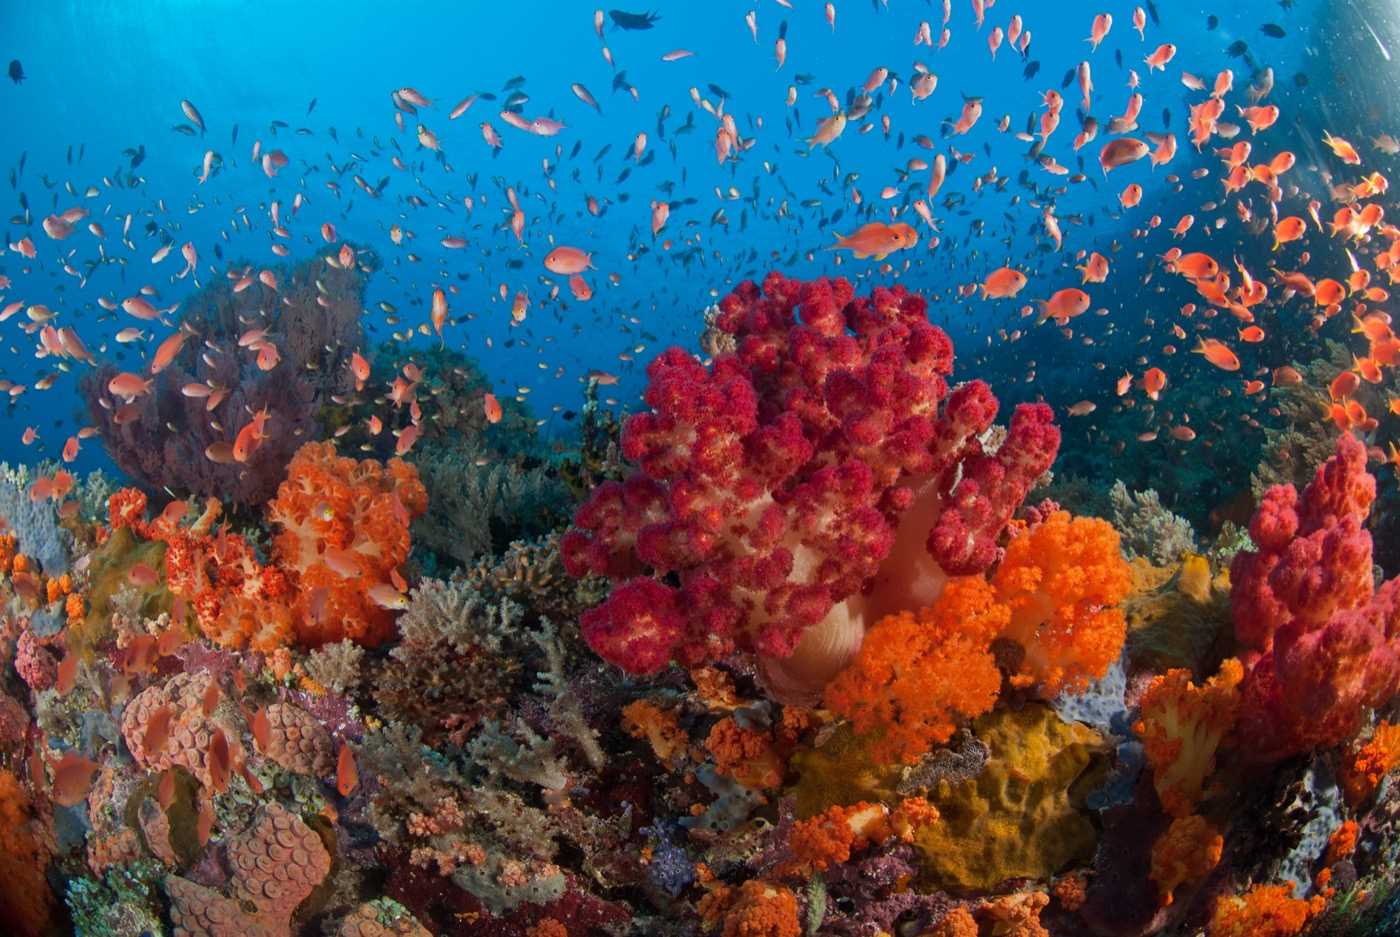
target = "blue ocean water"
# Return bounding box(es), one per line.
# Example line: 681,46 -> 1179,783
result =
0,0 -> 1357,488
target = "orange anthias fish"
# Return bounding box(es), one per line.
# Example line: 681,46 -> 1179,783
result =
1195,338 -> 1242,371
1037,288 -> 1091,325
829,222 -> 918,260
981,267 -> 1029,299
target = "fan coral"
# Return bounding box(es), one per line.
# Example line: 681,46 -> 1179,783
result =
1150,813 -> 1224,906
822,577 -> 1004,765
1135,658 -> 1243,817
268,440 -> 428,647
1208,882 -> 1325,937
562,272 -> 1058,702
82,245 -> 372,507
1230,432 -> 1400,762
997,510 -> 1134,697
910,704 -> 1105,891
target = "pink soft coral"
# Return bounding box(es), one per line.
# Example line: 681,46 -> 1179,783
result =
1230,433 -> 1400,762
562,272 -> 1058,701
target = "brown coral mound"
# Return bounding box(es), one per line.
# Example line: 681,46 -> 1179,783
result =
166,803 -> 330,937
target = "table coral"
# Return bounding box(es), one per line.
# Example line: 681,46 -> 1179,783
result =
910,704 -> 1105,891
268,440 -> 427,647
165,802 -> 331,937
562,272 -> 1058,702
1230,432 -> 1400,762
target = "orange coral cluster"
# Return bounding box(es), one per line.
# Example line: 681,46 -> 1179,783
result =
825,510 -> 1131,765
697,880 -> 800,937
0,769 -> 55,937
1208,883 -> 1325,937
706,718 -> 787,791
996,511 -> 1133,697
1149,814 -> 1224,906
1135,658 -> 1244,817
823,577 -> 1004,764
267,440 -> 427,647
1339,720 -> 1400,806
787,798 -> 938,872
109,440 -> 425,652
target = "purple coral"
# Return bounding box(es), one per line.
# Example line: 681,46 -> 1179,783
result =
81,245 -> 372,506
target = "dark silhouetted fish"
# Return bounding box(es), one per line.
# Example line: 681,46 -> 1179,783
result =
608,9 -> 659,29
7,60 -> 22,83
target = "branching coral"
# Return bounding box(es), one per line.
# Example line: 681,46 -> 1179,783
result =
1134,658 -> 1243,817
1231,432 -> 1400,762
1110,480 -> 1198,567
562,272 -> 1058,702
267,440 -> 426,647
822,577 -> 1004,765
82,245 -> 372,507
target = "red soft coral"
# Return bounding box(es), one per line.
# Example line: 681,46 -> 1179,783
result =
1230,433 -> 1400,762
563,273 -> 1058,702
267,441 -> 427,647
823,576 -> 1004,764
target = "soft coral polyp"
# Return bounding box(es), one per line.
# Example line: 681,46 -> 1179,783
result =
563,273 -> 1059,701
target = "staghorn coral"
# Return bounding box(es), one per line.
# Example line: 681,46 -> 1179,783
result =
267,440 -> 427,647
82,245 -> 371,507
822,577 -> 1004,765
910,704 -> 1106,891
562,272 -> 1059,703
1135,658 -> 1243,818
1231,432 -> 1400,762
165,802 -> 331,937
1110,479 -> 1198,567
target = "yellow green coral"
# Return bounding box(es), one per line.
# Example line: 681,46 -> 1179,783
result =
911,704 -> 1106,891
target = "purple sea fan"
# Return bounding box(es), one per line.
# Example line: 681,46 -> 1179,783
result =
81,244 -> 373,506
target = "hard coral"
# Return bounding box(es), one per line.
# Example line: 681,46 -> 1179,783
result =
165,802 -> 331,937
268,440 -> 427,647
996,510 -> 1133,697
1135,658 -> 1243,817
562,273 -> 1058,701
823,576 -> 1004,765
1230,433 -> 1400,762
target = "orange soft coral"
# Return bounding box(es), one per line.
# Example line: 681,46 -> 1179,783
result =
0,768 -> 56,937
1209,883 -> 1325,937
1324,820 -> 1359,866
1150,814 -> 1224,906
977,890 -> 1051,937
267,441 -> 427,647
1135,658 -> 1243,817
995,510 -> 1133,697
1339,721 -> 1400,806
706,718 -> 785,790
787,798 -> 937,872
823,576 -> 1004,764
